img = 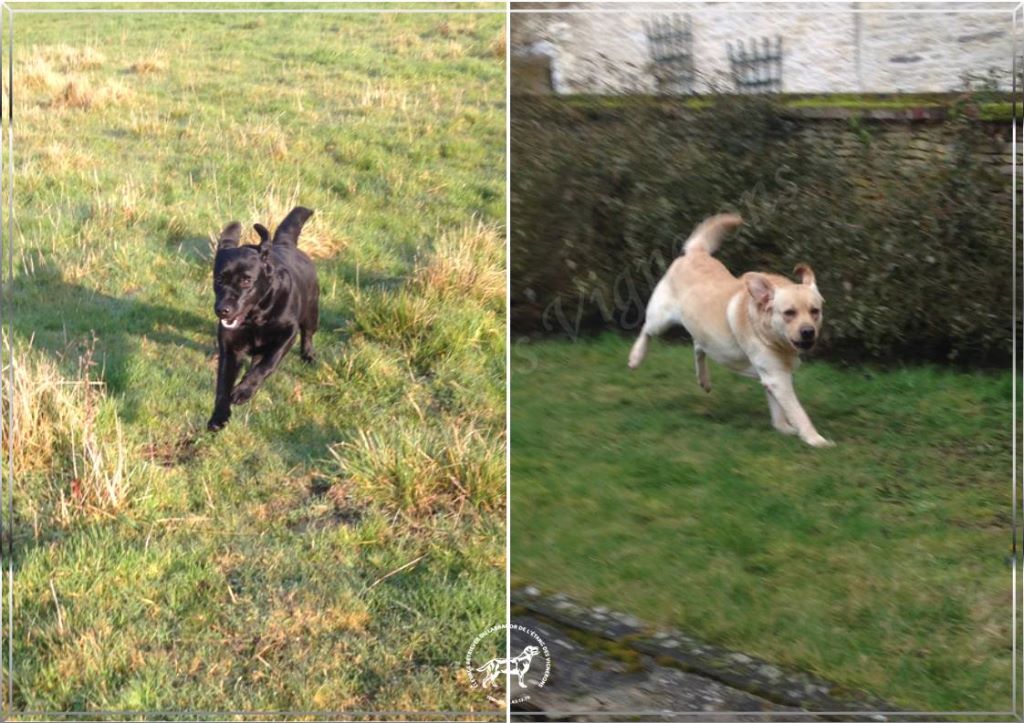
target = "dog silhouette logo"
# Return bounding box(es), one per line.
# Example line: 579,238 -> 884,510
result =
475,644 -> 542,688
465,624 -> 551,705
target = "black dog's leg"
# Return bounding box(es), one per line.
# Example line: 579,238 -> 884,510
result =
299,327 -> 315,363
230,328 -> 298,405
208,342 -> 242,431
300,292 -> 318,363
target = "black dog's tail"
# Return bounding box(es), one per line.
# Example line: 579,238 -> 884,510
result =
272,206 -> 314,248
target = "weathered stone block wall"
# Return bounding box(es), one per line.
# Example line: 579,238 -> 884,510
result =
788,111 -> 1015,179
511,2 -> 1019,94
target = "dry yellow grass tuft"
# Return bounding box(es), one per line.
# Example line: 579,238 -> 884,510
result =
444,40 -> 467,61
243,187 -> 347,259
128,52 -> 167,75
19,45 -> 119,110
358,82 -> 418,112
415,221 -> 505,305
490,27 -> 507,59
20,56 -> 64,92
263,596 -> 371,641
269,136 -> 289,160
332,418 -> 503,518
240,16 -> 267,30
86,176 -> 144,228
126,109 -> 169,137
36,142 -> 94,173
233,120 -> 291,161
44,44 -> 106,71
113,176 -> 143,223
2,334 -> 135,526
53,77 -> 130,111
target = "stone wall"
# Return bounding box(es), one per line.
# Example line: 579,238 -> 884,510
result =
785,107 -> 1015,179
511,1 -> 1020,95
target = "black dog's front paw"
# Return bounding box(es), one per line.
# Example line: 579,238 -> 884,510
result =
230,383 -> 256,405
207,413 -> 230,432
300,351 -> 316,365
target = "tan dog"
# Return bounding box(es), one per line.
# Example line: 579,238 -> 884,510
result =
628,214 -> 832,447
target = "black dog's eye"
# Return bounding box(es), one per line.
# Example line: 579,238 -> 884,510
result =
783,309 -> 797,319
240,278 -> 253,288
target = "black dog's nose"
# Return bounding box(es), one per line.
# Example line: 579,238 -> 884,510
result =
215,305 -> 233,319
799,326 -> 815,341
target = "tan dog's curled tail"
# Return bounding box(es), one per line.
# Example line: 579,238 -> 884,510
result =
682,213 -> 744,256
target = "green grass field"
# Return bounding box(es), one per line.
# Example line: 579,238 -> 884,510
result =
3,5 -> 505,712
511,334 -> 1011,712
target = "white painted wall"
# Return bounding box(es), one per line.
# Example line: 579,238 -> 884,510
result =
511,2 -> 1019,94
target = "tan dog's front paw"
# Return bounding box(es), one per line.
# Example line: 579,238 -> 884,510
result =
803,433 -> 835,448
699,379 -> 712,394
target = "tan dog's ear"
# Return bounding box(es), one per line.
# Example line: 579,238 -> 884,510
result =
793,263 -> 816,288
745,273 -> 774,309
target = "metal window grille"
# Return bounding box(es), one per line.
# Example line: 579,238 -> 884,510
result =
644,14 -> 696,95
727,36 -> 783,94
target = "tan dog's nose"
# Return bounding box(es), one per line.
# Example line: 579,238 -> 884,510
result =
799,326 -> 815,342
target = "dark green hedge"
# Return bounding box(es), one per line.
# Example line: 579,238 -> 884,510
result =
511,95 -> 1015,365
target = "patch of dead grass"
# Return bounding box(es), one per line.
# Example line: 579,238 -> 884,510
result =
264,595 -> 370,640
415,221 -> 505,306
90,176 -> 144,225
20,56 -> 64,93
233,120 -> 290,161
53,77 -> 130,111
128,51 -> 167,75
43,44 -> 106,72
3,334 -> 135,525
241,186 -> 346,260
490,27 -> 506,59
37,142 -> 94,173
330,417 -> 503,518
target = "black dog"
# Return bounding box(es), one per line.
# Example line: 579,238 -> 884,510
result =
207,206 -> 319,431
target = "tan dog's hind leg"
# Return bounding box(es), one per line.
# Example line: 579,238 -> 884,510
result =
628,333 -> 651,369
695,347 -> 711,393
628,303 -> 673,369
760,372 -> 833,447
765,389 -> 797,435
629,279 -> 677,370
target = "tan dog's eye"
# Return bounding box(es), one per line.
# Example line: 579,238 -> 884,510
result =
783,309 -> 797,319
811,308 -> 820,317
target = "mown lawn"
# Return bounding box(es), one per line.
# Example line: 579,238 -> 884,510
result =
3,4 -> 505,713
511,334 -> 1011,712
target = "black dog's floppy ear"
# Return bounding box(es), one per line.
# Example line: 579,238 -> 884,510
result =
217,221 -> 242,250
254,223 -> 272,261
272,206 -> 314,246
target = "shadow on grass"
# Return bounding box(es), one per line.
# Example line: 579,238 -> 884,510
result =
2,254 -> 399,488
0,265 -> 215,574
5,269 -> 214,422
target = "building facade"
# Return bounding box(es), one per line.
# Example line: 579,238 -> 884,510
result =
511,2 -> 1019,95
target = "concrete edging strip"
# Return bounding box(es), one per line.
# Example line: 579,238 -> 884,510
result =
513,586 -> 899,718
